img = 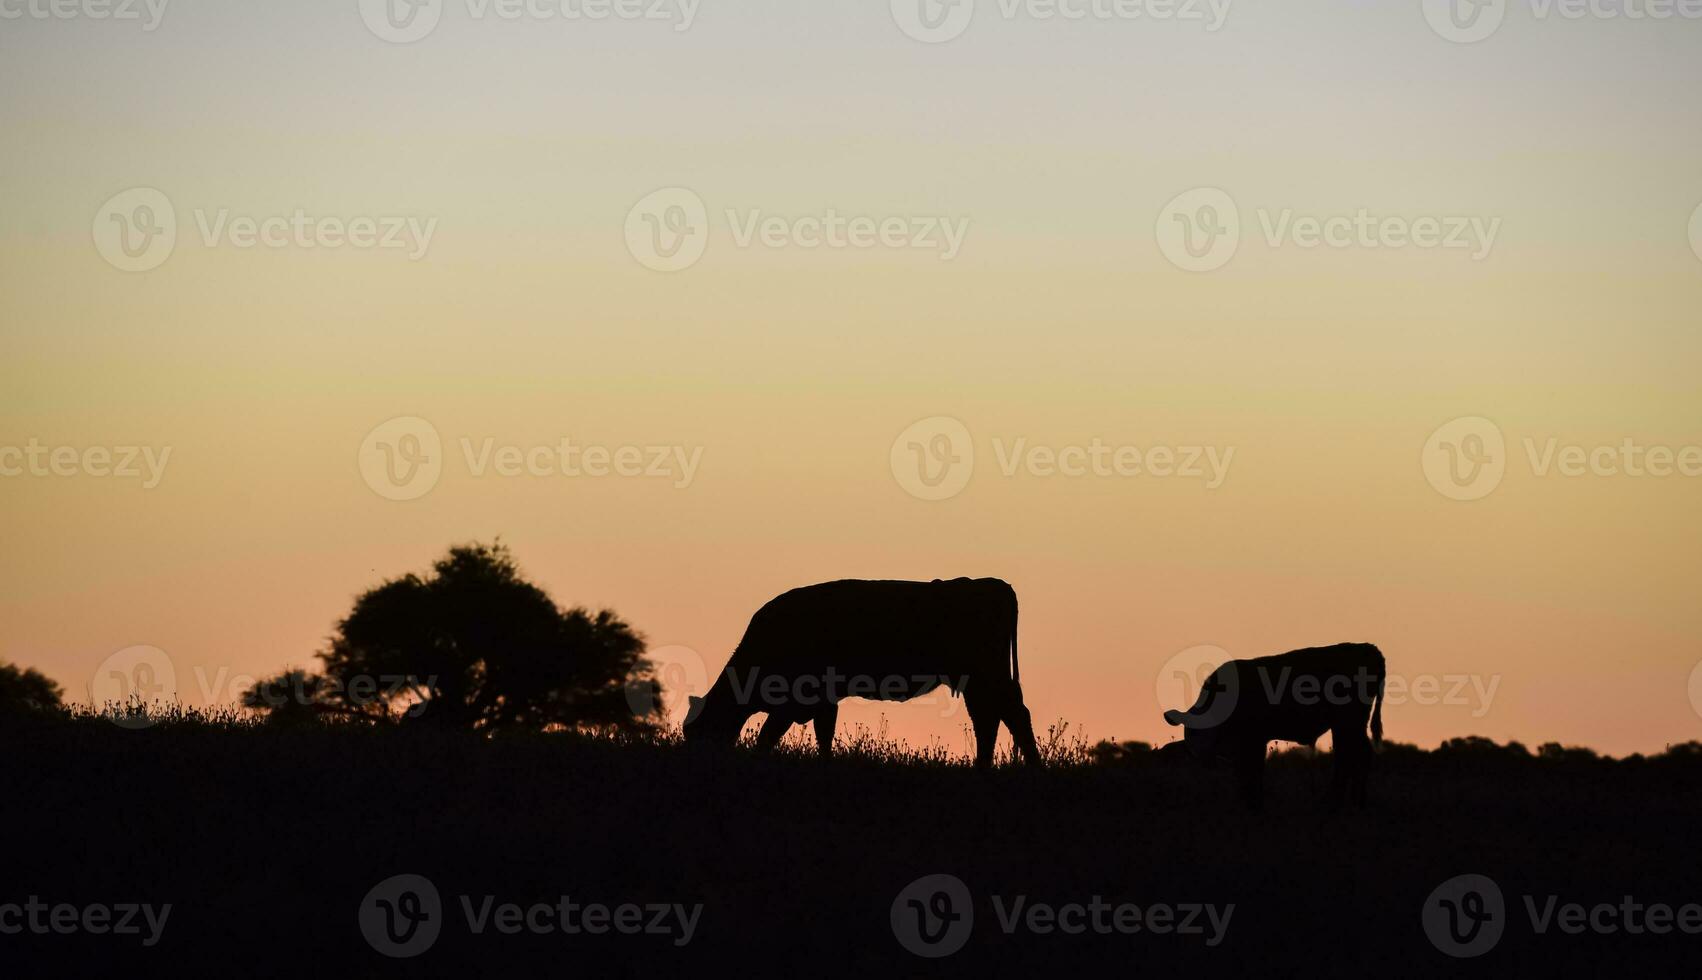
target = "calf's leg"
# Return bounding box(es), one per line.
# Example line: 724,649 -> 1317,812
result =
1233,741 -> 1266,812
1331,723 -> 1372,807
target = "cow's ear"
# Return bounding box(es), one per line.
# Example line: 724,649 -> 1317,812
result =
1162,709 -> 1186,726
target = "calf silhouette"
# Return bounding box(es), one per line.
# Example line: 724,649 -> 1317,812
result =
684,578 -> 1043,767
1162,642 -> 1385,810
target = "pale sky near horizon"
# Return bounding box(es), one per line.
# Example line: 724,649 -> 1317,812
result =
2,1 -> 1700,756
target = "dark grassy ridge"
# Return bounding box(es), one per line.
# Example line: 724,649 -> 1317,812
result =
3,716 -> 1699,977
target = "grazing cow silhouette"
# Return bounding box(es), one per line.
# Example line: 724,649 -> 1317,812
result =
1162,642 -> 1385,810
684,578 -> 1043,767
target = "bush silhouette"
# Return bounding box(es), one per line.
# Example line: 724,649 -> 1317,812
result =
0,660 -> 64,717
243,542 -> 658,733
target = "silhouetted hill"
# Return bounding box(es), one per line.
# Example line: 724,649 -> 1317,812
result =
3,711 -> 1699,975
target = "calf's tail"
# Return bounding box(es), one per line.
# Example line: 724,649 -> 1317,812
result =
1371,651 -> 1385,746
1009,589 -> 1020,686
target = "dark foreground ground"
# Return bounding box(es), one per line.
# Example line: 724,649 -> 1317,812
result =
3,717 -> 1700,978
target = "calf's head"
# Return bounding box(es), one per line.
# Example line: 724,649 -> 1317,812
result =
1163,707 -> 1224,760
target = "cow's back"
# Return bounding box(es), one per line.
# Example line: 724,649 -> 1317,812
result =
730,578 -> 1013,681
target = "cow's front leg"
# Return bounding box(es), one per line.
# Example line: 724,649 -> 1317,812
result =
812,703 -> 838,759
754,712 -> 792,753
966,692 -> 1001,769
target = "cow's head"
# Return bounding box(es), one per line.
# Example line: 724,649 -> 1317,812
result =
681,692 -> 747,747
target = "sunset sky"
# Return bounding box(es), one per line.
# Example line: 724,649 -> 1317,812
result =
3,1 -> 1699,756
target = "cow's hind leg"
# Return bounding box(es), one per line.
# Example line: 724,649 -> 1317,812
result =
754,713 -> 792,753
1004,690 -> 1044,767
812,703 -> 838,759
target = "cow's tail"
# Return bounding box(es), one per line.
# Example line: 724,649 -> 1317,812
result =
1370,647 -> 1385,747
1008,587 -> 1021,687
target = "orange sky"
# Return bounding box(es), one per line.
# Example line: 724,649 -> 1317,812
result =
2,2 -> 1700,756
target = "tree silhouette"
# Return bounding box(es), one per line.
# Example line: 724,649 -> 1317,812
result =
244,542 -> 658,733
0,661 -> 64,717
240,668 -> 338,727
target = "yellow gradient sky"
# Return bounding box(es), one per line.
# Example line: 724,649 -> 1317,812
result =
2,2 -> 1700,755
